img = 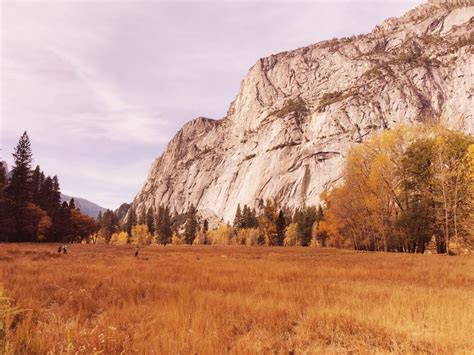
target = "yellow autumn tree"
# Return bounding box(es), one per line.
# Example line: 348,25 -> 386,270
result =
283,223 -> 299,246
207,224 -> 234,245
131,224 -> 149,246
322,124 -> 473,253
109,231 -> 129,245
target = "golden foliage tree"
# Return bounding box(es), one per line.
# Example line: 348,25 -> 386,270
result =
322,125 -> 473,253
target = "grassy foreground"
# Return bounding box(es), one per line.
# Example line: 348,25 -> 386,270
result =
0,244 -> 473,354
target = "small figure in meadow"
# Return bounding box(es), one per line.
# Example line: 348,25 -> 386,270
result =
57,245 -> 62,254
63,245 -> 68,255
135,246 -> 139,257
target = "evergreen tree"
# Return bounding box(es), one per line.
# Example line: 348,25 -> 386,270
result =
51,176 -> 61,207
156,205 -> 172,245
38,176 -> 53,212
146,207 -> 155,235
233,204 -> 242,229
201,219 -> 209,245
55,201 -> 73,242
294,206 -> 318,246
0,162 -> 14,241
242,205 -> 258,228
30,165 -> 41,205
202,219 -> 209,233
101,209 -> 117,243
69,198 -> 76,210
276,210 -> 286,246
6,131 -> 33,241
125,207 -> 137,238
138,204 -> 146,225
184,204 -> 198,245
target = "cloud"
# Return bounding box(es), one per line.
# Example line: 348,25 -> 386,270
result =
45,47 -> 169,144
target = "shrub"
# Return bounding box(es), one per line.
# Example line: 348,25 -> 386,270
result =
274,97 -> 308,118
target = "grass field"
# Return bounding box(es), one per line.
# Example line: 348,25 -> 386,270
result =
0,244 -> 473,354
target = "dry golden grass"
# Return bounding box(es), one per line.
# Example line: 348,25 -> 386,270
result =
0,244 -> 473,354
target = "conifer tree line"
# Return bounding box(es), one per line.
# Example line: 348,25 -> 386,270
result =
0,132 -> 97,242
108,197 -> 326,247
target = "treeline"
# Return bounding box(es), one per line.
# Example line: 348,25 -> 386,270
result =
99,198 -> 326,248
94,203 -> 196,246
322,126 -> 473,254
0,132 -> 97,243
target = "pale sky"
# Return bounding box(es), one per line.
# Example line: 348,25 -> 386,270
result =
1,0 -> 422,209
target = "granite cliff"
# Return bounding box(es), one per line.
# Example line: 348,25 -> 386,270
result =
132,1 -> 474,223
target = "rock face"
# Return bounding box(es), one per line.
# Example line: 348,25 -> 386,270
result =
132,1 -> 474,223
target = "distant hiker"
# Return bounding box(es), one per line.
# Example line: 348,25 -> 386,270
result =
135,246 -> 139,257
57,245 -> 62,254
63,245 -> 68,255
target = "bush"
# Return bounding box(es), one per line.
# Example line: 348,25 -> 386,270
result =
274,97 -> 308,118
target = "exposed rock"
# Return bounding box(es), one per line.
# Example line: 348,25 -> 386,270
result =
115,203 -> 131,221
132,1 -> 474,223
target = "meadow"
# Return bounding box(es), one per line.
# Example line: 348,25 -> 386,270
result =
0,244 -> 473,354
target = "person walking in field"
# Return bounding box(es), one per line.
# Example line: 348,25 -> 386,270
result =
135,246 -> 139,257
62,244 -> 68,255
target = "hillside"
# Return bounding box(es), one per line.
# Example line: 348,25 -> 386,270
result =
61,193 -> 106,218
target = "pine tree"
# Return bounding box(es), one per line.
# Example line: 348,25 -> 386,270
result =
51,176 -> 61,208
138,204 -> 147,225
146,207 -> 155,235
156,205 -> 172,245
6,131 -> 33,241
276,210 -> 286,246
202,219 -> 209,233
0,162 -> 14,241
184,204 -> 198,245
56,201 -> 73,242
30,165 -> 41,205
233,204 -> 242,229
201,219 -> 209,245
125,207 -> 137,238
69,198 -> 76,210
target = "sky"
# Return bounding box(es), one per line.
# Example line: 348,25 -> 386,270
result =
1,0 -> 422,209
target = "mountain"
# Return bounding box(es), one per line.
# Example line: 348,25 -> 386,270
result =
61,194 -> 107,218
131,1 -> 474,223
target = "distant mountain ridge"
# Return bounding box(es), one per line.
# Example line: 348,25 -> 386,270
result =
61,193 -> 106,218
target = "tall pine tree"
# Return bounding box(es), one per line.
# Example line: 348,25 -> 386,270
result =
276,210 -> 286,246
156,205 -> 172,245
125,207 -> 137,238
146,207 -> 155,235
184,204 -> 198,245
6,131 -> 33,241
0,162 -> 14,241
